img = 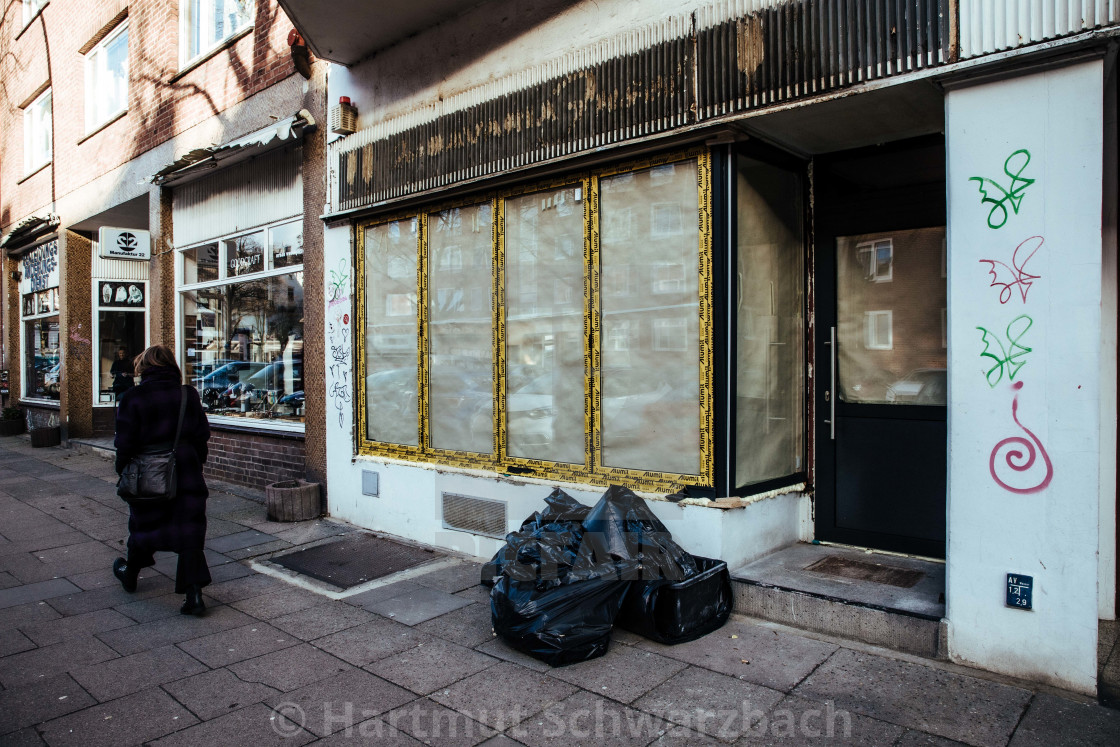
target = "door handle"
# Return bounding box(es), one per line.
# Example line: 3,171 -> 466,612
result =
828,326 -> 836,440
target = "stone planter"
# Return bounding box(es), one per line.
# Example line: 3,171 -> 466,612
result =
0,419 -> 25,436
266,479 -> 322,522
30,426 -> 61,448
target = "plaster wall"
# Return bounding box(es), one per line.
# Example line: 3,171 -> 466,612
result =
945,60 -> 1104,694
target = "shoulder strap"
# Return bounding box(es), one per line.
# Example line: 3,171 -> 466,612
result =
172,385 -> 188,451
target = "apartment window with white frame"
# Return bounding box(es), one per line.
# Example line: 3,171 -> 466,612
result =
22,0 -> 47,27
865,310 -> 893,350
23,88 -> 52,175
181,0 -> 254,66
85,22 -> 129,132
856,238 -> 893,282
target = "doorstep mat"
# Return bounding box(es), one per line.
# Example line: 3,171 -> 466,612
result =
804,555 -> 924,589
271,533 -> 443,589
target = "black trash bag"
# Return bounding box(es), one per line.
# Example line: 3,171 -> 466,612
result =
581,485 -> 699,582
490,559 -> 641,667
480,488 -> 590,588
616,555 -> 733,645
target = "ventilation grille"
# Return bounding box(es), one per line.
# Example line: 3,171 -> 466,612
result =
442,492 -> 508,539
336,0 -> 954,211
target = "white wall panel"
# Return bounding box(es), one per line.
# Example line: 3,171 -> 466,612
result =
173,146 -> 302,246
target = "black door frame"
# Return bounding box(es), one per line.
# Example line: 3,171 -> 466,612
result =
812,135 -> 948,558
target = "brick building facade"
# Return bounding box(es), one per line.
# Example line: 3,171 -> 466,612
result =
0,0 -> 327,492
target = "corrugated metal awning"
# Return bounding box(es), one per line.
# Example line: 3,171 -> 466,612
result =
150,111 -> 315,186
0,213 -> 59,251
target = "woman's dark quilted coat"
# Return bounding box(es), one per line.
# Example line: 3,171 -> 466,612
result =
115,366 -> 211,559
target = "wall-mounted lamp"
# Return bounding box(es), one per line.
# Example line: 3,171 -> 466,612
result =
9,271 -> 21,282
288,29 -> 312,80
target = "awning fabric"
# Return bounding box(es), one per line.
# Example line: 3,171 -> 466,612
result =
150,110 -> 315,186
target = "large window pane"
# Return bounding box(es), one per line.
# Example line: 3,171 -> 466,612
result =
25,317 -> 60,400
98,311 -> 144,402
504,186 -> 585,465
182,272 -> 304,421
427,204 -> 493,454
735,156 -> 805,487
600,161 -> 701,475
837,227 -> 947,405
183,243 -> 219,284
364,218 -> 419,446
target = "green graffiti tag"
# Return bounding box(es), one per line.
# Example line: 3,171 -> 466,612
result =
969,149 -> 1035,229
977,314 -> 1033,388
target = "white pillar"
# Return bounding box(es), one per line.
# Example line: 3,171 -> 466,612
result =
946,60 -> 1104,694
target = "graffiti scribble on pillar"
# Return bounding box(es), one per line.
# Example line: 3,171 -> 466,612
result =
969,149 -> 1035,229
977,314 -> 1033,387
978,235 -> 1043,304
989,382 -> 1053,494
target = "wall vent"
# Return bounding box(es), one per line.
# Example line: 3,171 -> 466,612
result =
441,492 -> 508,538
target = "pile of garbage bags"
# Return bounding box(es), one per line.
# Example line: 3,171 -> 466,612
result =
482,485 -> 732,667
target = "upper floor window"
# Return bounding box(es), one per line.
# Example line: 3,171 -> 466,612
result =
85,23 -> 129,132
181,0 -> 254,66
22,0 -> 47,27
23,88 -> 52,174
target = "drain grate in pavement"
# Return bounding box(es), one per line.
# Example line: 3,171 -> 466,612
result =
271,533 -> 442,589
804,555 -> 924,588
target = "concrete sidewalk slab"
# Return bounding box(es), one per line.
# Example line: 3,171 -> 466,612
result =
1,439 -> 1119,746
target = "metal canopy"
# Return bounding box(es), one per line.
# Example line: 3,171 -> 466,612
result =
149,111 -> 315,186
276,0 -> 482,66
0,214 -> 59,250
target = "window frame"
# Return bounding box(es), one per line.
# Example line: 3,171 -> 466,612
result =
355,150 -> 714,492
176,216 -> 305,433
864,310 -> 894,350
84,21 -> 129,133
22,0 -> 47,28
179,0 -> 255,69
856,238 -> 894,282
23,87 -> 52,176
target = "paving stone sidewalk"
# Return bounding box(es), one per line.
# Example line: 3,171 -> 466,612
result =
1,436 -> 1119,746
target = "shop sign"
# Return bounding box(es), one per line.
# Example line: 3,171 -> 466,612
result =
20,240 -> 59,294
98,227 -> 151,261
98,281 -> 145,308
0,370 -> 8,396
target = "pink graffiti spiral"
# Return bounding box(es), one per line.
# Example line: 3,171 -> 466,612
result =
989,383 -> 1053,494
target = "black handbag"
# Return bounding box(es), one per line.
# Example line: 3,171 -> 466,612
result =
117,386 -> 188,504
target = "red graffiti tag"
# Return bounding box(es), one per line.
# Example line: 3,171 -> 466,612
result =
989,381 -> 1053,494
979,235 -> 1043,304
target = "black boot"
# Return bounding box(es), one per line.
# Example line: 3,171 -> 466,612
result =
180,586 -> 206,617
112,558 -> 139,593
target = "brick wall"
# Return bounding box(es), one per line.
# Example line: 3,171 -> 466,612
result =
203,428 -> 306,489
0,0 -> 300,233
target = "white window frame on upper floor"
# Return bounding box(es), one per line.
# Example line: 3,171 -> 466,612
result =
23,88 -> 52,176
85,21 -> 129,133
179,0 -> 255,69
22,0 -> 47,28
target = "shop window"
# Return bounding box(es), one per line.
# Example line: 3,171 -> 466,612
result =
23,88 -> 51,174
358,153 -> 713,490
181,0 -> 254,66
97,280 -> 145,403
179,218 -> 303,425
734,156 -> 805,488
85,22 -> 128,132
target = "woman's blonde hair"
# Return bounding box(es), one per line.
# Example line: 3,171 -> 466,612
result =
132,345 -> 181,378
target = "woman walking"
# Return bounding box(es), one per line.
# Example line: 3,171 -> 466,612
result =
112,345 -> 212,616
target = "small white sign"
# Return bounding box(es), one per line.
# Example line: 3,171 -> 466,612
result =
98,227 -> 151,261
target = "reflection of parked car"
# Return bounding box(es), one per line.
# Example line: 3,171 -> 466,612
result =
195,361 -> 268,405
885,368 -> 947,404
246,360 -> 303,392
